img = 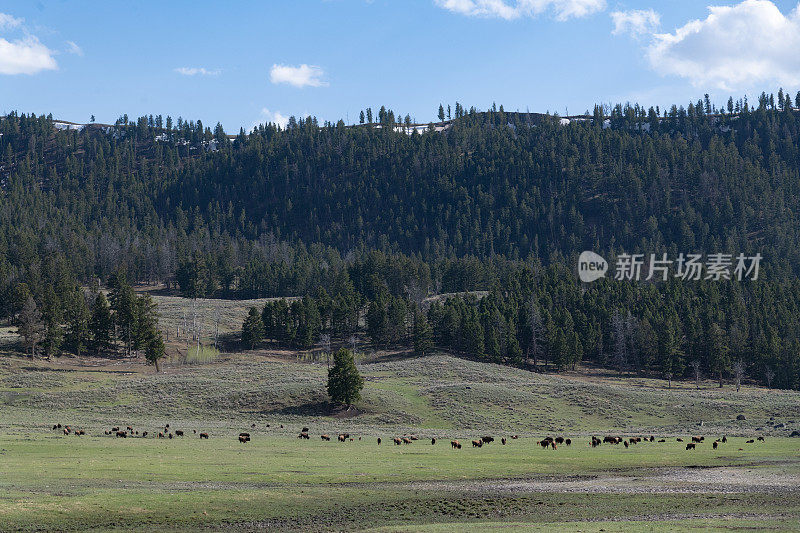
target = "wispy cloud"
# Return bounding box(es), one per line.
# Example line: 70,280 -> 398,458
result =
611,9 -> 660,37
0,12 -> 22,30
647,0 -> 800,90
269,63 -> 328,88
434,0 -> 606,21
65,40 -> 83,56
0,12 -> 57,75
0,35 -> 57,75
174,66 -> 221,77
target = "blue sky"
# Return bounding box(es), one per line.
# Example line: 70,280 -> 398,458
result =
1,0 -> 800,131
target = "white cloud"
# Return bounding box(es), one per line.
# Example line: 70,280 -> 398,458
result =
65,40 -> 83,56
611,9 -> 660,37
434,0 -> 606,21
269,63 -> 328,88
0,35 -> 57,75
255,108 -> 290,130
174,66 -> 221,76
0,13 -> 23,30
648,0 -> 800,90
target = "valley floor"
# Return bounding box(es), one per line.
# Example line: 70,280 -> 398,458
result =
0,351 -> 798,531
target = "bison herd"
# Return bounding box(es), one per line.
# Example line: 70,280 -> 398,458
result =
49,423 -> 770,454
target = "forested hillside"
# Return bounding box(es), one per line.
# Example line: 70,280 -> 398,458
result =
2,90 -> 800,388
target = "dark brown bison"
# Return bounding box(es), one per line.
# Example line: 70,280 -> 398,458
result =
676,438 -> 683,442
555,437 -> 564,445
746,439 -> 755,443
431,437 -> 436,445
302,427 -> 309,433
721,435 -> 727,443
624,440 -> 629,448
565,438 -> 571,446
298,432 -> 309,439
394,438 -> 402,445
472,440 -> 482,448
658,439 -> 665,443
451,440 -> 460,449
713,441 -> 718,449
481,436 -> 494,444
240,432 -> 250,438
377,438 -> 381,445
321,434 -> 331,441
116,431 -> 127,438
175,430 -> 184,437
686,443 -> 696,450
168,433 -> 173,439
691,436 -> 703,443
142,431 -> 148,438
199,432 -> 209,439
757,436 -> 765,442
112,427 -> 119,432
501,438 -> 507,445
239,435 -> 250,443
402,437 -> 411,444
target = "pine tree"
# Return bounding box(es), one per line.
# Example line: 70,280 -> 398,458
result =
65,287 -> 90,357
89,293 -> 114,354
241,307 -> 265,349
438,104 -> 445,122
145,330 -> 166,372
326,348 -> 364,406
413,306 -> 433,356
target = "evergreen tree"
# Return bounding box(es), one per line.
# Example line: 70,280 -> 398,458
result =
89,293 -> 114,354
413,306 -> 433,356
64,287 -> 90,357
242,307 -> 265,349
326,348 -> 364,406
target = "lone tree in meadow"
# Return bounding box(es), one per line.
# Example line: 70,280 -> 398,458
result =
145,331 -> 166,373
326,348 -> 364,407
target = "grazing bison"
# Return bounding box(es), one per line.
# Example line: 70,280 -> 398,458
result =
451,440 -> 460,449
713,441 -> 718,449
302,427 -> 309,433
686,443 -> 696,450
591,437 -> 601,448
240,432 -> 251,438
402,437 -> 411,445
624,440 -> 629,448
158,432 -> 164,439
338,434 -> 347,442
472,440 -> 483,448
199,433 -> 209,439
377,438 -> 381,445
510,435 -> 518,440
431,437 -> 436,445
394,438 -> 402,446
721,435 -> 727,443
501,438 -> 507,445
175,430 -> 184,437
746,439 -> 755,443
321,434 -> 331,441
676,438 -> 683,442
481,436 -> 494,444
757,436 -> 765,442
658,439 -> 666,443
142,431 -> 148,438
112,427 -> 119,432
691,436 -> 703,443
116,431 -> 127,438
239,435 -> 250,443
555,437 -> 564,445
168,433 -> 173,439
565,438 -> 571,446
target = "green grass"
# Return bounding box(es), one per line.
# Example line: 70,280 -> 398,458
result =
1,323 -> 799,531
0,432 -> 797,531
183,344 -> 220,364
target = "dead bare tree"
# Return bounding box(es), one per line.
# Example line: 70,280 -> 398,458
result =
733,360 -> 746,392
764,367 -> 775,389
320,333 -> 331,369
690,360 -> 702,390
526,296 -> 545,368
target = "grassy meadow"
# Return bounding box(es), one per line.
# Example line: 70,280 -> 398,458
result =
0,294 -> 798,530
